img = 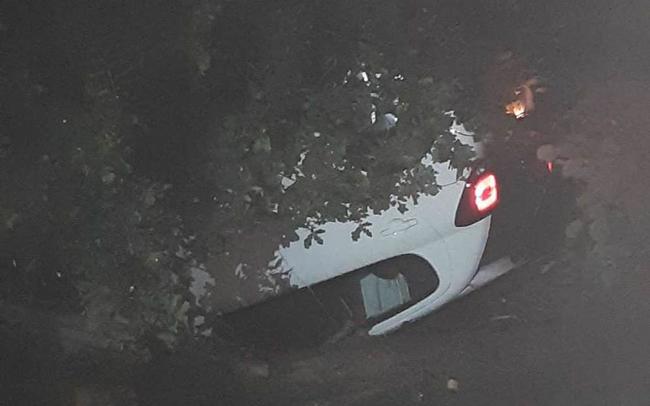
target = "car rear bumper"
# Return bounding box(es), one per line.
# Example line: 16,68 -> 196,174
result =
459,256 -> 516,297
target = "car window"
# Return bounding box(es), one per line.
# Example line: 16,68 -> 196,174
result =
312,255 -> 440,325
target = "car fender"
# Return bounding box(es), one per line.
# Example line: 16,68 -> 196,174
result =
368,215 -> 490,335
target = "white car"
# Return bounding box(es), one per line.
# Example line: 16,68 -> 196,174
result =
272,118 -> 508,336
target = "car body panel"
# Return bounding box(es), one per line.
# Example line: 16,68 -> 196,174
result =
369,216 -> 490,335
268,116 -> 493,334
281,116 -> 482,290
282,176 -> 463,289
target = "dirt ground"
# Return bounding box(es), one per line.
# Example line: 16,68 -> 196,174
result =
3,3 -> 650,406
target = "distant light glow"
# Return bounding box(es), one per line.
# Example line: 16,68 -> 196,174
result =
505,100 -> 527,119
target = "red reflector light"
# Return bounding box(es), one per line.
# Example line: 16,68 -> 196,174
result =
455,170 -> 500,227
546,161 -> 554,173
474,173 -> 498,212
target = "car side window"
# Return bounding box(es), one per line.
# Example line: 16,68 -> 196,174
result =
322,255 -> 440,324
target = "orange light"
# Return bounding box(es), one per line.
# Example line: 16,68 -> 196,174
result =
474,174 -> 498,212
505,101 -> 527,119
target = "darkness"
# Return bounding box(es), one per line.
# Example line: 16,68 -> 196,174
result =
2,0 -> 650,405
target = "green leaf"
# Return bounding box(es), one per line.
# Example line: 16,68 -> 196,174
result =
351,226 -> 362,242
351,222 -> 373,241
450,140 -> 476,173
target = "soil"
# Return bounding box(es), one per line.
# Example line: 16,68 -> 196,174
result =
3,2 -> 650,405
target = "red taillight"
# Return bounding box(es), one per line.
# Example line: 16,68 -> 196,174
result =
455,170 -> 499,227
474,173 -> 498,212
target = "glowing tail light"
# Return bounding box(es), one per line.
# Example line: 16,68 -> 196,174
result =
474,173 -> 498,211
455,170 -> 500,227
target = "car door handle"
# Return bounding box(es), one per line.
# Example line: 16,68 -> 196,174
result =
380,218 -> 418,237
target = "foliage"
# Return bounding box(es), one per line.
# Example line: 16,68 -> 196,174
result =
0,0 -> 481,350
